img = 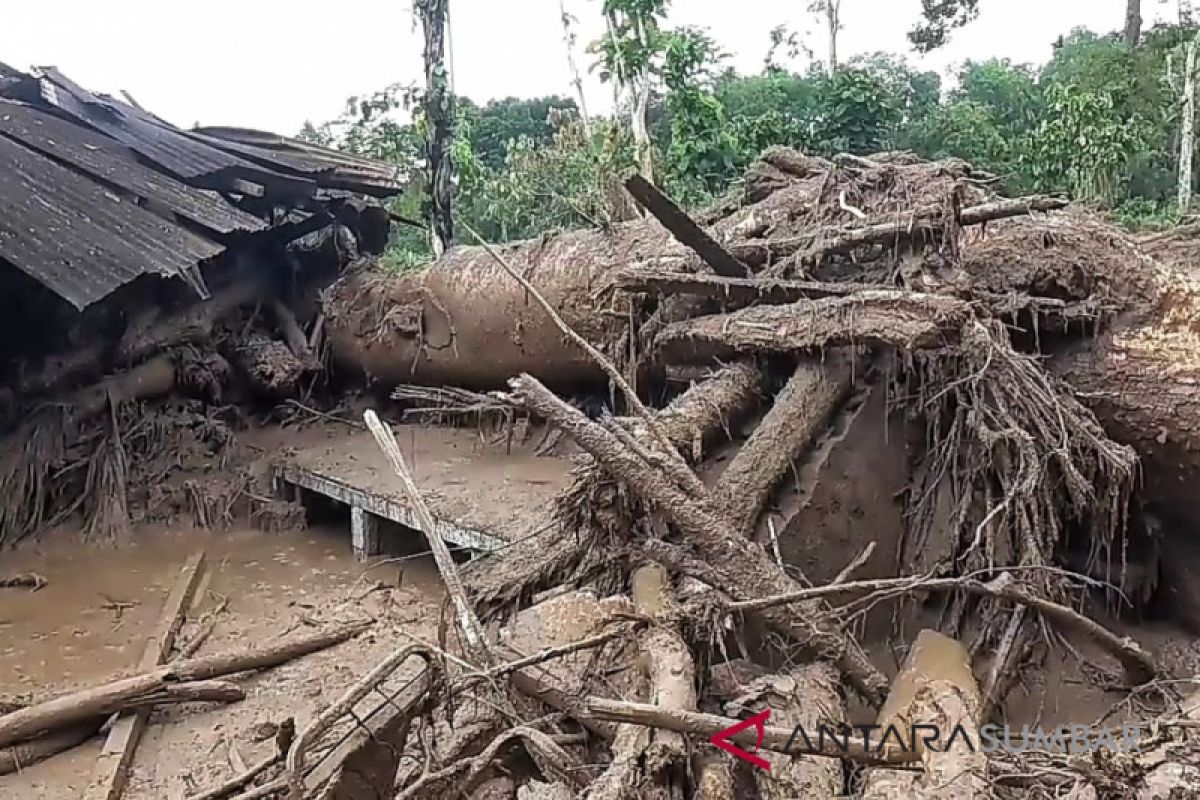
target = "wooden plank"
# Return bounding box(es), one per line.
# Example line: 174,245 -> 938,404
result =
278,465 -> 504,553
83,551 -> 207,800
624,174 -> 749,278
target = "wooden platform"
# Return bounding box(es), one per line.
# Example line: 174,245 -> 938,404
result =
274,424 -> 570,559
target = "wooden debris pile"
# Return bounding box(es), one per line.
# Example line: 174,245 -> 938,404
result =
258,148 -> 1200,799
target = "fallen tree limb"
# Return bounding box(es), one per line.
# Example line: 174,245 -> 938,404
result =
509,374 -> 889,707
0,722 -> 98,775
364,409 -> 491,661
727,572 -> 1159,685
0,572 -> 47,590
712,355 -> 856,537
728,196 -> 1068,265
654,291 -> 972,363
579,697 -> 917,766
121,680 -> 244,707
624,174 -> 749,278
0,621 -> 371,748
465,361 -> 764,615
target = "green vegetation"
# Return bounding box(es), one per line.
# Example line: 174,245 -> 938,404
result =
300,10 -> 1200,266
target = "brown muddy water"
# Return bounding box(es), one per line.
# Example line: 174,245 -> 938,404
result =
0,523 -> 445,798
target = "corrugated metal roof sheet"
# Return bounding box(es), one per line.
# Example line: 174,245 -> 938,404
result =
33,68 -> 316,195
0,133 -> 217,309
0,101 -> 267,236
0,64 -> 402,311
191,127 -> 404,196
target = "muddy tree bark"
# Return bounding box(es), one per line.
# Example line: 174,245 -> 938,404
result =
466,361 -> 764,614
1050,269 -> 1200,529
324,224 -> 673,389
712,356 -> 855,537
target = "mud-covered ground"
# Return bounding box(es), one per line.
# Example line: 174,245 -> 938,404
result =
0,523 -> 445,799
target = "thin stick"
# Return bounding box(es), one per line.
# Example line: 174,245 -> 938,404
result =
458,218 -> 703,496
832,542 -> 876,585
727,572 -> 1158,684
187,754 -> 279,800
363,410 -> 490,661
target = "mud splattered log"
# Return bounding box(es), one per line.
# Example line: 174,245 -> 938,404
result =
861,630 -> 987,799
713,354 -> 856,538
654,291 -> 971,363
510,374 -> 889,706
465,361 -> 764,613
324,224 -> 676,389
1051,267 -> 1200,529
722,662 -> 844,799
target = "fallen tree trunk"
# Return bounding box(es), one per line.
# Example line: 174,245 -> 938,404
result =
510,374 -> 890,706
727,196 -> 1068,267
721,662 -> 844,799
654,291 -> 971,364
465,361 -> 764,614
0,679 -> 243,750
0,622 -> 369,748
324,224 -> 675,389
1050,267 -> 1200,527
862,630 -> 987,799
712,355 -> 856,537
0,722 -> 99,775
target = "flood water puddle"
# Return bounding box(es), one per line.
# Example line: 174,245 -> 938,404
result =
0,523 -> 446,798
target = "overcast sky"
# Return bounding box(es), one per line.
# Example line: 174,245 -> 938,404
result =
0,1 -> 1180,135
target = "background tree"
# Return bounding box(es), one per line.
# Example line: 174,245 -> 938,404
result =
1126,0 -> 1143,49
808,0 -> 843,72
909,0 -> 980,52
559,0 -> 592,130
593,0 -> 669,181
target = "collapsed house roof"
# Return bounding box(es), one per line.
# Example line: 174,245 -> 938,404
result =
0,65 -> 402,310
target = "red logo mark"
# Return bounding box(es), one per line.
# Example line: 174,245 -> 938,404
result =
710,708 -> 771,771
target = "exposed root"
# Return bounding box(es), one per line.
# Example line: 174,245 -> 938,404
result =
902,320 -> 1138,637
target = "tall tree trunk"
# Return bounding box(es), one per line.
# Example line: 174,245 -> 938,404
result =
826,0 -> 841,73
1179,31 -> 1199,213
1125,0 -> 1142,49
629,14 -> 654,182
417,0 -> 454,255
